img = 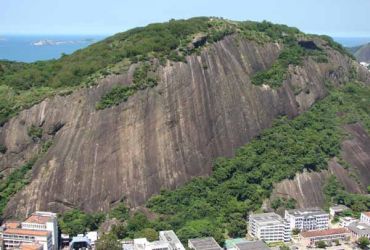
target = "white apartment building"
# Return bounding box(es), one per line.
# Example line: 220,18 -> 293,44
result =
284,207 -> 329,231
248,212 -> 291,242
159,231 -> 185,250
134,238 -> 171,250
21,211 -> 58,250
124,231 -> 185,250
360,212 -> 370,225
339,217 -> 357,227
2,228 -> 52,250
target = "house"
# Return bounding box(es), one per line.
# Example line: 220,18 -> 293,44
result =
188,237 -> 222,250
248,212 -> 290,242
285,207 -> 329,231
299,228 -> 350,247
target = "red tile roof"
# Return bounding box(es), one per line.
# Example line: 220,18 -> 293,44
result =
363,212 -> 370,217
20,243 -> 43,250
4,228 -> 50,237
24,214 -> 52,224
3,221 -> 21,229
301,228 -> 349,238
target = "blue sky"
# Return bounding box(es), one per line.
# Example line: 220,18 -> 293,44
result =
1,0 -> 370,37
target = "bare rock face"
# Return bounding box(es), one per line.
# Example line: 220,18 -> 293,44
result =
271,123 -> 370,209
0,36 -> 366,218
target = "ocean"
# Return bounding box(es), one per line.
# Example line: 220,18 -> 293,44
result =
0,35 -> 106,63
0,35 -> 369,63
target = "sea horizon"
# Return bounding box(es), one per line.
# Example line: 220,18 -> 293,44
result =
1,34 -> 370,63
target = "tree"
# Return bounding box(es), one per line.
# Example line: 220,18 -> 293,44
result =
279,245 -> 290,250
357,236 -> 370,249
134,228 -> 158,241
315,241 -> 327,248
292,228 -> 300,235
95,233 -> 121,250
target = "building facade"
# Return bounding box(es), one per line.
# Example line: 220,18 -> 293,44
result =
2,228 -> 52,250
21,212 -> 58,250
248,213 -> 291,242
284,207 -> 329,231
159,231 -> 185,250
299,228 -> 351,247
360,212 -> 370,225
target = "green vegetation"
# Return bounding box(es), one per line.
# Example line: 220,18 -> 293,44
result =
324,175 -> 370,213
320,35 -> 355,60
0,18 -> 346,124
271,197 -> 296,210
96,62 -> 158,109
27,125 -> 43,141
315,240 -> 327,248
95,233 -> 121,250
0,144 -> 7,154
357,236 -> 370,249
58,209 -> 105,236
251,42 -> 327,88
57,82 -> 370,243
292,228 -> 301,235
0,157 -> 37,218
145,82 -> 370,243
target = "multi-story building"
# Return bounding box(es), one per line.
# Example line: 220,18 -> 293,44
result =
21,211 -> 58,250
248,212 -> 291,242
329,205 -> 349,218
339,217 -> 357,227
124,231 -> 185,250
188,237 -> 222,250
159,231 -> 185,250
360,212 -> 370,225
19,243 -> 43,250
299,228 -> 351,247
284,207 -> 329,231
2,228 -> 52,250
347,221 -> 370,240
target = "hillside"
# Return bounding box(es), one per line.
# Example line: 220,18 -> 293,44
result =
0,18 -> 369,241
348,42 -> 370,63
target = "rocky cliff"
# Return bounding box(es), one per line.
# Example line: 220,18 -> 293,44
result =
271,123 -> 370,209
1,35 -> 369,218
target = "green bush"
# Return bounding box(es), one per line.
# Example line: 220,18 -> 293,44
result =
96,63 -> 158,109
0,158 -> 37,217
0,144 -> 7,154
27,125 -> 43,141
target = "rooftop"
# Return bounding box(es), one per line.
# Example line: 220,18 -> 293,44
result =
4,228 -> 50,237
20,243 -> 43,250
249,213 -> 285,226
286,207 -> 328,217
189,237 -> 222,250
347,221 -> 370,235
301,228 -> 349,238
224,238 -> 249,249
362,212 -> 370,217
3,220 -> 21,229
235,241 -> 270,250
330,205 -> 349,212
160,230 -> 184,249
24,214 -> 53,224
